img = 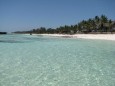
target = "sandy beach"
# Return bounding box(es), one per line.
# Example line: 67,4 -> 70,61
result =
36,34 -> 115,41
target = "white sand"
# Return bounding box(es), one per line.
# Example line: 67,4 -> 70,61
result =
75,34 -> 115,41
33,34 -> 115,41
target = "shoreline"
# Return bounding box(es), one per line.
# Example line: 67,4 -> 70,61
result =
33,34 -> 115,41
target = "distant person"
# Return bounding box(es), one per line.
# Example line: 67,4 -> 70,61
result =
30,32 -> 32,35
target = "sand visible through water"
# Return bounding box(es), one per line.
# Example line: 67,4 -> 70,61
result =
0,34 -> 115,86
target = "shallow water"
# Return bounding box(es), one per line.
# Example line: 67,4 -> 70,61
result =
0,34 -> 115,86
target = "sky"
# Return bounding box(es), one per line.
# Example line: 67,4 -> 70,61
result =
0,0 -> 115,32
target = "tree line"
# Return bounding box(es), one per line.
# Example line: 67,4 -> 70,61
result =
14,15 -> 115,34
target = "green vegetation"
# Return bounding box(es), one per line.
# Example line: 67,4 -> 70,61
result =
0,32 -> 7,34
14,15 -> 115,34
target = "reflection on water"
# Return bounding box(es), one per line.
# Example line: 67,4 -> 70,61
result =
0,34 -> 46,43
0,40 -> 23,43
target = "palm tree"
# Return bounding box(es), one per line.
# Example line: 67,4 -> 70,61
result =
77,23 -> 82,33
94,16 -> 100,31
100,15 -> 108,32
108,19 -> 112,33
87,18 -> 96,32
95,16 -> 100,23
100,15 -> 108,23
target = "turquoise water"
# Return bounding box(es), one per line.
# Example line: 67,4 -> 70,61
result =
0,34 -> 115,86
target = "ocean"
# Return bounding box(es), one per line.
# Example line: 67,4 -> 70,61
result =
0,34 -> 115,86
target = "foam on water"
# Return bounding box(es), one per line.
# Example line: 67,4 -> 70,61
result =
0,34 -> 115,86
